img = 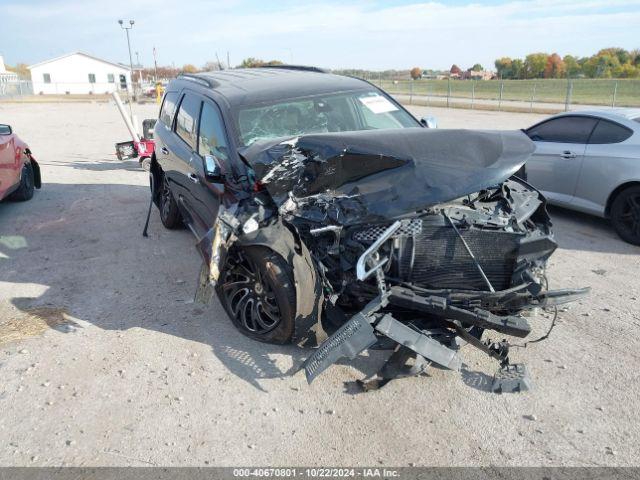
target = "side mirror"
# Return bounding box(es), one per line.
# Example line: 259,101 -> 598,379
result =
420,116 -> 437,129
204,154 -> 224,181
0,124 -> 12,135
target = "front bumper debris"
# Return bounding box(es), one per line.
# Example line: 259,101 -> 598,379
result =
303,282 -> 589,391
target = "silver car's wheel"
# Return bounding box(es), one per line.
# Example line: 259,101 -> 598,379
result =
611,186 -> 640,246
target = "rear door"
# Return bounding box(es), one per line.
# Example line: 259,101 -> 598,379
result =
575,119 -> 637,215
154,90 -> 179,182
525,116 -> 598,207
188,99 -> 231,231
165,91 -> 202,227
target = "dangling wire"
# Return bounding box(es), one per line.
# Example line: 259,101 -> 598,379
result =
511,306 -> 558,349
512,273 -> 557,348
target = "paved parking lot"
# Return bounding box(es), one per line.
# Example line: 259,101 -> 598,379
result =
0,101 -> 639,467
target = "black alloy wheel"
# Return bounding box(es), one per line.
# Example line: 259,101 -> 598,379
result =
218,247 -> 296,344
611,186 -> 640,246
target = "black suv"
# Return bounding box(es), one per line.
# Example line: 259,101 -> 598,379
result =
151,67 -> 587,390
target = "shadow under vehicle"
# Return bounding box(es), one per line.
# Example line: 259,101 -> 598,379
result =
148,67 -> 589,392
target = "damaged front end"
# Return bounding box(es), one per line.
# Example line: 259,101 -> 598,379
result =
196,128 -> 589,391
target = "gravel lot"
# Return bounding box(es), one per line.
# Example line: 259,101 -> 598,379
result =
0,101 -> 639,467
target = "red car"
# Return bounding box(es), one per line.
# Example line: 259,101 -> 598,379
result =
0,124 -> 41,201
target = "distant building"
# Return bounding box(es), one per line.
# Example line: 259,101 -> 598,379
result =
461,69 -> 495,80
0,55 -> 19,84
28,52 -> 132,95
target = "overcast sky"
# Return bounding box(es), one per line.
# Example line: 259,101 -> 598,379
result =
2,0 -> 640,70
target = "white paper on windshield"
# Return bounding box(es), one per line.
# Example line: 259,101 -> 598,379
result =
359,94 -> 398,114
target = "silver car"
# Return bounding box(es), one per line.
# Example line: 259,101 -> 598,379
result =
524,108 -> 640,245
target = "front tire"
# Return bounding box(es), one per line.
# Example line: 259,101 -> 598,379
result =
217,247 -> 296,344
9,162 -> 35,201
611,185 -> 640,246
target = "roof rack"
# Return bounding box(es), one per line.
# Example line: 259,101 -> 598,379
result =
257,65 -> 327,74
177,73 -> 215,88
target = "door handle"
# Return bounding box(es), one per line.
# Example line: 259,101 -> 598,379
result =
188,173 -> 199,184
161,147 -> 169,155
561,151 -> 577,159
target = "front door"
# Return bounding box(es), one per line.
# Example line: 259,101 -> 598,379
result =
189,100 -> 231,230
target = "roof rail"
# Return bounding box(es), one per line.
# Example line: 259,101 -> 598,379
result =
177,73 -> 215,88
257,64 -> 327,74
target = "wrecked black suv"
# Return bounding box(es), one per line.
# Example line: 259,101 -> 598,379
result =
150,66 -> 588,391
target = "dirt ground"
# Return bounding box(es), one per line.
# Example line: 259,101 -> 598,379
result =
0,101 -> 639,467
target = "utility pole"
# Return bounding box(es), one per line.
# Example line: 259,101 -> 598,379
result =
153,47 -> 158,83
227,51 -> 231,69
118,19 -> 136,103
135,51 -> 142,85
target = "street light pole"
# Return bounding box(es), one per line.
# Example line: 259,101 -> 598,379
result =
118,19 -> 136,103
135,51 -> 142,85
153,47 -> 158,83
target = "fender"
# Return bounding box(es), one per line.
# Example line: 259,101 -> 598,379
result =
195,217 -> 327,346
28,154 -> 42,189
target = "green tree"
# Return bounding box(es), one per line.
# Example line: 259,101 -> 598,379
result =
471,63 -> 483,71
563,55 -> 581,77
618,63 -> 640,78
511,59 -> 524,79
494,57 -> 513,78
597,48 -> 630,65
238,58 -> 282,68
239,57 -> 263,68
583,53 -> 621,78
523,53 -> 548,78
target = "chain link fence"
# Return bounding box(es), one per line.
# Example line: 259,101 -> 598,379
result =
0,80 -> 155,103
362,77 -> 640,112
0,80 -> 33,98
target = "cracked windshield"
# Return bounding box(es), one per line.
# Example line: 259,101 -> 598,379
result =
237,91 -> 417,146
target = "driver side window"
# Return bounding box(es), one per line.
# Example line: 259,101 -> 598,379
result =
526,116 -> 597,144
198,102 -> 229,161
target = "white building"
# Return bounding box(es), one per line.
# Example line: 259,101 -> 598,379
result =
29,52 -> 132,95
0,55 -> 19,84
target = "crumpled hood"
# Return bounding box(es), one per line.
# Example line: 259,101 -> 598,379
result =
240,128 -> 535,225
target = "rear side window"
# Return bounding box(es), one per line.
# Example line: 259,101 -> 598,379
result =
527,116 -> 597,144
198,102 -> 229,161
160,92 -> 179,127
589,120 -> 633,144
175,93 -> 201,149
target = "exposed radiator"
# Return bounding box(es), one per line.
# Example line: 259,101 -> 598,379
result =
398,225 -> 522,291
